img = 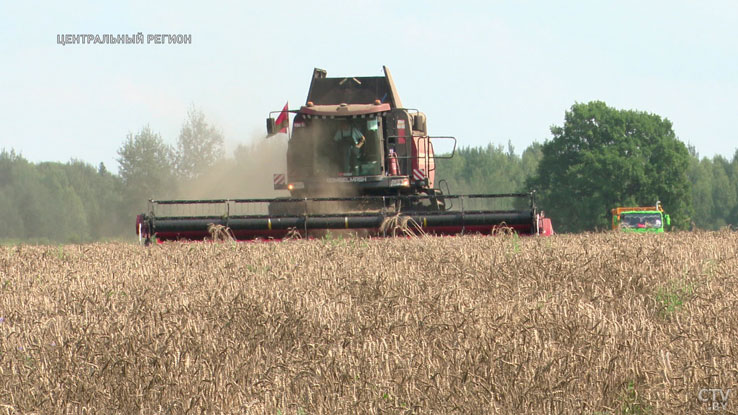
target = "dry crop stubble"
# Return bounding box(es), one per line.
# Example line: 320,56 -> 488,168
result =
0,232 -> 736,414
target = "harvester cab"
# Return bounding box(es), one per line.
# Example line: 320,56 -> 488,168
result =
135,66 -> 554,242
267,66 -> 452,205
611,201 -> 671,233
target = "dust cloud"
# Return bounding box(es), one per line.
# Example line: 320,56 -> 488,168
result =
176,134 -> 290,200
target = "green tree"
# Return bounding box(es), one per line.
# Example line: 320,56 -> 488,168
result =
527,101 -> 692,232
117,126 -> 177,212
688,150 -> 714,229
521,142 -> 543,180
175,107 -> 224,181
0,150 -> 128,243
729,150 -> 738,226
710,156 -> 736,228
35,162 -> 90,242
63,160 -> 126,240
0,150 -> 27,238
1,151 -> 51,240
436,142 -> 540,195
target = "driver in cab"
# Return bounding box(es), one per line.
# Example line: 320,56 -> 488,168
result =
333,119 -> 365,174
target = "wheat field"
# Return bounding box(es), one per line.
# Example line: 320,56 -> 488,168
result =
1,232 -> 737,414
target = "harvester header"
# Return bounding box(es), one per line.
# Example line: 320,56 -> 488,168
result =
136,193 -> 551,242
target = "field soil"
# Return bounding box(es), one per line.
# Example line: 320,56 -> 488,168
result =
1,232 -> 737,414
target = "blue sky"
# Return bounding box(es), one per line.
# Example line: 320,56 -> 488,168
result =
1,1 -> 736,173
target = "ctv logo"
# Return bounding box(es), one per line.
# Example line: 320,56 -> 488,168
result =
699,388 -> 732,411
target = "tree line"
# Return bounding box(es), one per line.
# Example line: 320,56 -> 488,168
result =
438,101 -> 738,232
437,142 -> 738,232
1,101 -> 737,242
0,106 -> 250,243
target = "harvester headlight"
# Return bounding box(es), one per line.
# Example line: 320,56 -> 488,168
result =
390,178 -> 411,187
287,182 -> 304,190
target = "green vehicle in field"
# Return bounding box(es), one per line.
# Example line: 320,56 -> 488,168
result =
611,202 -> 671,233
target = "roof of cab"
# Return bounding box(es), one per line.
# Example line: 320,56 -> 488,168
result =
299,102 -> 391,117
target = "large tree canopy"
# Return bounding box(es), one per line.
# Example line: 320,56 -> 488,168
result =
116,126 -> 177,213
437,142 -> 543,195
0,150 -> 126,242
175,107 -> 224,181
528,101 -> 693,232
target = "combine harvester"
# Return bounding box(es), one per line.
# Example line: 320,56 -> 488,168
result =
136,66 -> 554,242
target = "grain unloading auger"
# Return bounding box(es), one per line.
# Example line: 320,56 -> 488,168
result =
135,66 -> 554,243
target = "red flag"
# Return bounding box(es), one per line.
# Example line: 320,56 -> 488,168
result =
275,102 -> 289,133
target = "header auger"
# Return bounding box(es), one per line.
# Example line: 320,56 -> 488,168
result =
136,66 -> 553,242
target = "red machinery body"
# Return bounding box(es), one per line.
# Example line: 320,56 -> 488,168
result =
271,66 -> 450,201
